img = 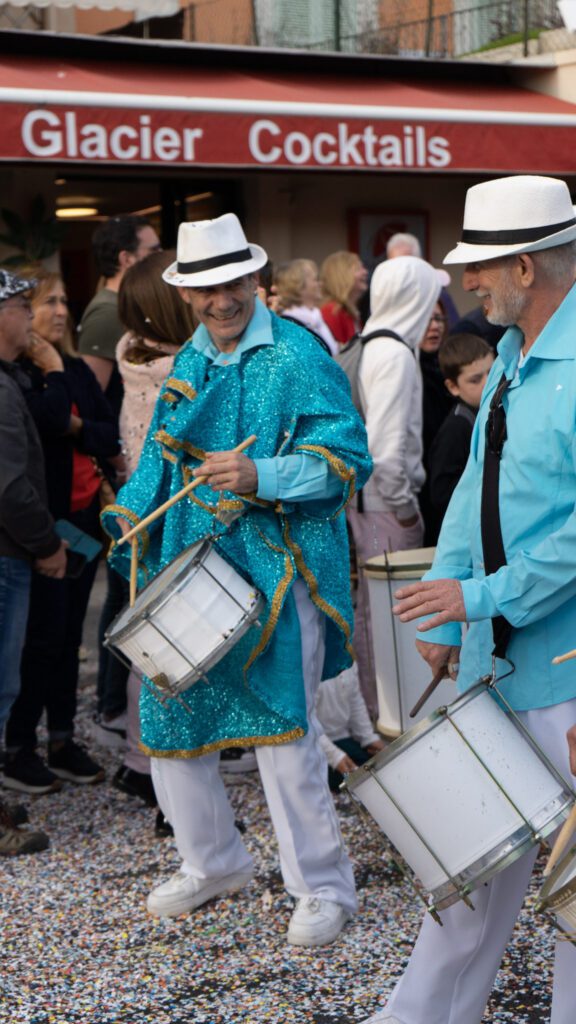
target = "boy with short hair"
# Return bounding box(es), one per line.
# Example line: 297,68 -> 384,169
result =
428,333 -> 494,524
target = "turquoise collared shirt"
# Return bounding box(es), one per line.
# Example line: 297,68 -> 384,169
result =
422,282 -> 576,710
191,299 -> 342,504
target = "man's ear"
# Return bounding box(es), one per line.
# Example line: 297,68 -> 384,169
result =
177,287 -> 192,305
515,253 -> 536,290
118,249 -> 136,273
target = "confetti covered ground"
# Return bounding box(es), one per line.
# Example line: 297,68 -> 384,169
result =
1,569 -> 557,1024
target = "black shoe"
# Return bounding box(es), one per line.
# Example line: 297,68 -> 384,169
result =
6,802 -> 29,826
113,766 -> 156,807
48,740 -> 105,785
3,748 -> 62,795
154,810 -> 173,837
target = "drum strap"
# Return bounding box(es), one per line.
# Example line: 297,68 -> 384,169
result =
480,371 -> 513,659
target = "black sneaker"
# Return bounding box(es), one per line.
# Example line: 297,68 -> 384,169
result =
155,810 -> 174,838
48,740 -> 105,785
113,766 -> 156,807
3,748 -> 63,795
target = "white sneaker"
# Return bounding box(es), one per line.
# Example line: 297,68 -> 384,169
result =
287,896 -> 351,947
147,868 -> 253,918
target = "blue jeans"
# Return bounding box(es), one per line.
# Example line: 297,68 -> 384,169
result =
0,556 -> 31,736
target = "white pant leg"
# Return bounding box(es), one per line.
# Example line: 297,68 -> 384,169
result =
255,580 -> 358,914
151,753 -> 253,880
383,697 -> 576,1024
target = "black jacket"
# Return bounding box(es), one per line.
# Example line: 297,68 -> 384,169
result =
20,355 -> 120,520
428,401 -> 477,524
0,359 -> 60,562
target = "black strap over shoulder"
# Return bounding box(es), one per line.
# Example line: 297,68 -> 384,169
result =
358,327 -> 409,349
480,371 -> 512,658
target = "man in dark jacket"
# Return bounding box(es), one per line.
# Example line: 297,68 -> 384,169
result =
0,270 -> 67,856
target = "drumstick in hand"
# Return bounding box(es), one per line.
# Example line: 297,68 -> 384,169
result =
129,537 -> 138,608
552,648 -> 576,665
118,434 -> 257,546
409,667 -> 448,718
543,802 -> 576,877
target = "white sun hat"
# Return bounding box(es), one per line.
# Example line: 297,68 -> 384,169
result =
163,213 -> 268,287
443,175 -> 576,265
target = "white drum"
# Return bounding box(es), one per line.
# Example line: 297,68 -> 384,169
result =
364,547 -> 455,736
538,846 -> 576,943
345,681 -> 574,912
105,540 -> 263,698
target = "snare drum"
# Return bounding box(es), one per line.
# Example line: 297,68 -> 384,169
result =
538,846 -> 576,943
346,681 -> 574,912
105,540 -> 263,698
363,548 -> 454,736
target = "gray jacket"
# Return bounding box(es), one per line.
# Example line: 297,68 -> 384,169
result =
0,359 -> 61,562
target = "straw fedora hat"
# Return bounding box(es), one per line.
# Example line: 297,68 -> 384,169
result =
163,213 -> 268,288
443,175 -> 576,265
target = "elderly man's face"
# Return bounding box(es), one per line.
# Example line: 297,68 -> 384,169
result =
179,274 -> 256,352
0,294 -> 33,360
463,258 -> 527,326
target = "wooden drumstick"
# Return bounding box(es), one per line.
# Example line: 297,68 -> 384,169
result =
543,803 -> 576,877
117,434 -> 257,546
409,667 -> 448,719
129,537 -> 138,608
552,648 -> 576,665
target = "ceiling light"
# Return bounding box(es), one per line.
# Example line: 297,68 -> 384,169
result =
55,207 -> 99,219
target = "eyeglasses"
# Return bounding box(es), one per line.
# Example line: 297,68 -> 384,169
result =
430,314 -> 447,324
486,374 -> 510,457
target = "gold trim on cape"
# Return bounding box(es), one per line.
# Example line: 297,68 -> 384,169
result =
294,443 -> 357,512
138,727 -> 305,759
101,503 -> 150,561
154,428 -> 205,462
163,377 -> 198,403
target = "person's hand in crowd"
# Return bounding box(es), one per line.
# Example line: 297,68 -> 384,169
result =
394,512 -> 419,528
35,540 -> 68,579
365,739 -> 385,756
567,724 -> 576,776
415,640 -> 462,681
194,451 -> 258,494
67,413 -> 83,436
336,753 -> 358,775
393,578 -> 466,631
27,335 -> 64,374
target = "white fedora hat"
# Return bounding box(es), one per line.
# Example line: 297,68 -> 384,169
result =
443,175 -> 576,265
163,213 -> 268,287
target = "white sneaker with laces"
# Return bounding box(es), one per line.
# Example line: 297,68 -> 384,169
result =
147,868 -> 253,918
286,896 -> 351,946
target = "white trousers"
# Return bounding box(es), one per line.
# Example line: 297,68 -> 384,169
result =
382,697 -> 576,1024
151,580 -> 358,914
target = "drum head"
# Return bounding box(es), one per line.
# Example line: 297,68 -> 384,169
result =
109,539 -> 207,636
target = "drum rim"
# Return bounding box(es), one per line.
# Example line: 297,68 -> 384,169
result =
105,538 -> 211,642
345,679 -> 492,793
538,842 -> 576,911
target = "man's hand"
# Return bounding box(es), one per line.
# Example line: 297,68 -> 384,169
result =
393,578 -> 466,631
365,739 -> 385,756
567,724 -> 576,776
194,451 -> 258,494
35,540 -> 68,579
336,753 -> 358,774
415,640 -> 462,681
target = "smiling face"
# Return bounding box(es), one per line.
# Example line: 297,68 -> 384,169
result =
178,274 -> 256,352
463,258 -> 527,326
32,280 -> 68,345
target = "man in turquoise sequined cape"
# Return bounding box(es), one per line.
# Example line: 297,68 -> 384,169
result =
101,214 -> 372,942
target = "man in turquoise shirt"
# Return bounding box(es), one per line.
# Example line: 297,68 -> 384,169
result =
363,176 -> 576,1024
104,214 -> 372,947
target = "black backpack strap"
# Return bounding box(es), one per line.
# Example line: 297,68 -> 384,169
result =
358,328 -> 409,349
480,371 -> 512,659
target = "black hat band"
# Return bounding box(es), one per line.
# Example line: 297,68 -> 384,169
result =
177,247 -> 253,274
461,217 -> 576,245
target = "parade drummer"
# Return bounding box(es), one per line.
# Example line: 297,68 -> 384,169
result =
360,175 -> 576,1024
101,213 -> 372,947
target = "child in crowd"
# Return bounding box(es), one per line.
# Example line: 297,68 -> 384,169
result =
316,665 -> 385,792
428,332 -> 494,524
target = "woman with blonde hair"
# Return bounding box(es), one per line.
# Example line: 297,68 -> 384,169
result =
273,258 -> 338,355
319,250 -> 368,346
3,269 -> 119,794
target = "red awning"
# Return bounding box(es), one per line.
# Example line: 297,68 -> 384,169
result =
2,54 -> 576,173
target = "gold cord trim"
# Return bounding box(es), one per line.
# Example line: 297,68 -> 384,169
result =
100,503 -> 150,567
139,727 -> 305,760
161,450 -> 178,464
163,377 -> 198,402
282,517 -> 354,660
244,538 -> 295,676
160,393 -> 178,405
154,428 -> 205,462
294,443 -> 357,511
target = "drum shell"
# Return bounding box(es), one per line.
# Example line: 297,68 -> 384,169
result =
364,548 -> 454,736
346,682 -> 574,909
539,845 -> 576,931
105,541 -> 262,695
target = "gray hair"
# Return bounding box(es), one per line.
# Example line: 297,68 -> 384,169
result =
530,240 -> 576,282
386,233 -> 422,259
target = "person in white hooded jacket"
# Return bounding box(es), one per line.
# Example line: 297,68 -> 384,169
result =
347,256 -> 441,716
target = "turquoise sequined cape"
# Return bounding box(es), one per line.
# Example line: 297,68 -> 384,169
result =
101,315 -> 372,757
